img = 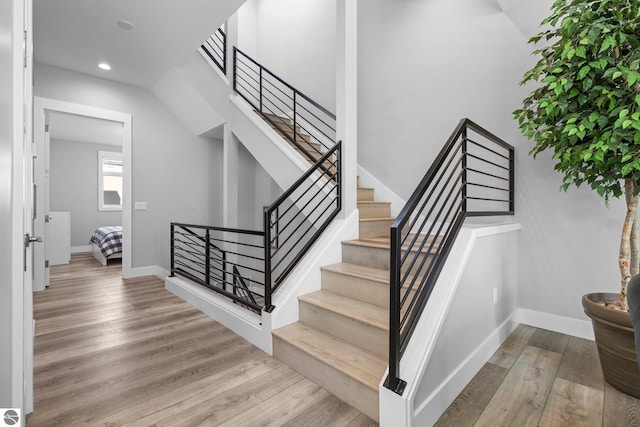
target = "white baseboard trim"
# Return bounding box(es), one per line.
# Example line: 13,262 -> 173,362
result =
71,245 -> 91,253
414,312 -> 520,427
129,265 -> 169,280
516,308 -> 594,341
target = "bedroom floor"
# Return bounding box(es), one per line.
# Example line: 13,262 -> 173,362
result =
27,253 -> 376,426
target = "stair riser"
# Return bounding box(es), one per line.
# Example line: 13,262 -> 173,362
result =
299,300 -> 388,359
359,219 -> 393,238
357,188 -> 374,201
273,336 -> 380,421
342,243 -> 435,275
358,203 -> 391,219
321,269 -> 388,308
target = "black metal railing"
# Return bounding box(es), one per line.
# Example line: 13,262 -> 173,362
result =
201,27 -> 227,74
233,47 -> 337,167
171,141 -> 342,313
385,119 -> 514,394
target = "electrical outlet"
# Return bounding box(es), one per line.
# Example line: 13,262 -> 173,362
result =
493,287 -> 498,304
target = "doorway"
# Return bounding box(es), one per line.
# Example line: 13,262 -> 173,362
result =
33,97 -> 132,290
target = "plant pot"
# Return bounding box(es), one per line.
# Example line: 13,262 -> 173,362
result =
582,292 -> 640,398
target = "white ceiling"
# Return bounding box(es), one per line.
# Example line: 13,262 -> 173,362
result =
49,111 -> 123,146
33,0 -> 242,89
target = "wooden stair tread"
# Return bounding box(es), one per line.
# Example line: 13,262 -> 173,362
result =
359,217 -> 395,223
343,235 -> 441,251
299,291 -> 388,331
357,201 -> 391,206
321,262 -> 389,284
272,322 -> 387,390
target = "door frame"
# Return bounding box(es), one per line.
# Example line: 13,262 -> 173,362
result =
33,97 -> 133,284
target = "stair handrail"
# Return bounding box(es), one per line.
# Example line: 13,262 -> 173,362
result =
201,27 -> 227,74
233,46 -> 337,166
386,118 -> 514,394
170,139 -> 342,314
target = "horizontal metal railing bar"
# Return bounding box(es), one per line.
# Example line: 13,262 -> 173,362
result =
467,138 -> 512,161
173,222 -> 265,236
466,196 -> 511,203
400,185 -> 463,288
273,206 -> 341,291
392,124 -> 468,232
235,72 -> 261,95
174,268 -> 263,312
295,101 -> 337,134
400,146 -> 463,245
465,120 -> 513,152
401,159 -> 463,258
400,198 -> 462,305
266,142 -> 341,216
175,235 -> 263,253
466,153 -> 511,172
465,167 -> 510,182
174,226 -> 225,252
262,77 -> 295,103
271,190 -> 338,260
271,193 -> 338,266
234,47 -> 336,120
295,120 -> 334,151
466,210 -> 514,216
274,163 -> 337,226
235,63 -> 261,85
467,182 -> 511,192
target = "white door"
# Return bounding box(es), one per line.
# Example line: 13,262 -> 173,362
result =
23,0 -> 35,413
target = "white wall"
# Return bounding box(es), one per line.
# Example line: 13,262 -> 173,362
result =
34,62 -> 223,270
237,0 -> 336,111
49,139 -> 122,246
237,142 -> 282,230
357,0 -> 626,323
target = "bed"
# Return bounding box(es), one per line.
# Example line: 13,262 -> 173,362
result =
90,226 -> 123,266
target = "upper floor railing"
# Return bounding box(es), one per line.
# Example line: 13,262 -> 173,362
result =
385,118 -> 514,394
233,47 -> 337,165
201,27 -> 227,74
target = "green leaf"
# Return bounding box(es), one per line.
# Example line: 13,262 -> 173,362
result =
578,65 -> 591,80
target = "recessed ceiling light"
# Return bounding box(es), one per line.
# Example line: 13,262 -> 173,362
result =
98,63 -> 111,71
117,20 -> 134,30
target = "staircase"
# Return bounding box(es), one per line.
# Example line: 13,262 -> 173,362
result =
272,179 -> 405,421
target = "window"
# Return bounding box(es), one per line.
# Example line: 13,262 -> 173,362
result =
98,150 -> 123,211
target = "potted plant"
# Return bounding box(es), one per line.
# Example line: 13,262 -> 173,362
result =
514,0 -> 640,397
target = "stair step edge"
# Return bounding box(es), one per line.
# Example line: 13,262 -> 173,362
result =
273,323 -> 386,390
359,217 -> 395,223
321,263 -> 389,284
299,291 -> 388,331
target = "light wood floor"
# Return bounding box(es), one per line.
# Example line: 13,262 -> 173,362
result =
28,253 -> 640,426
436,324 -> 640,426
27,253 -> 376,426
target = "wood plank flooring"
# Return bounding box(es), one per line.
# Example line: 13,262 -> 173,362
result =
28,253 -> 640,426
27,253 -> 375,426
436,324 -> 640,426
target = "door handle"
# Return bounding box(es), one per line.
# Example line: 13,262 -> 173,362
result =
24,233 -> 42,272
25,233 -> 42,246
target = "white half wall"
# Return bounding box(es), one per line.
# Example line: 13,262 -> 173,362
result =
379,223 -> 521,426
